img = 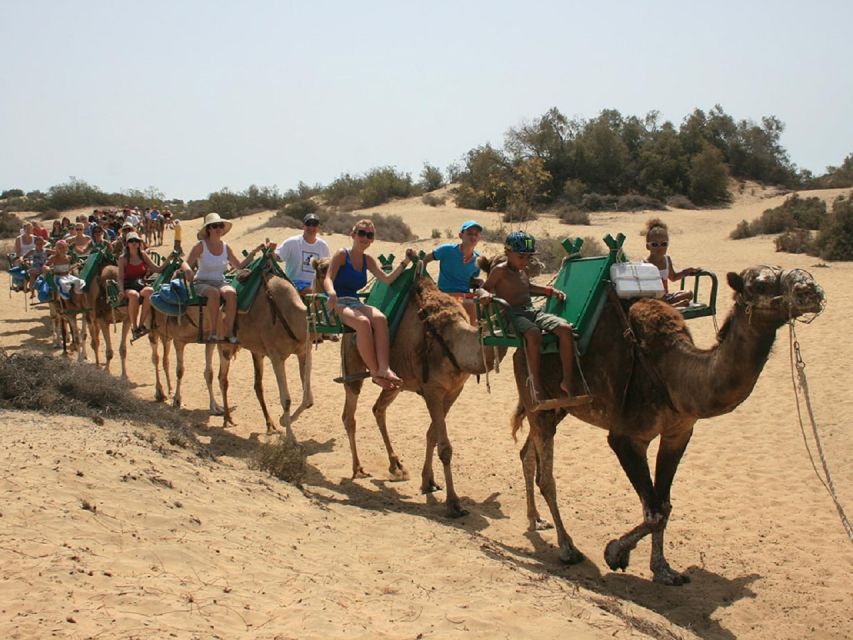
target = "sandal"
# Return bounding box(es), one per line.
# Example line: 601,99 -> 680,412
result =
226,336 -> 239,345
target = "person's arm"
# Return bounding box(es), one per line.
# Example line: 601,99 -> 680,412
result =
116,257 -> 127,299
477,264 -> 504,302
229,243 -> 263,270
529,281 -> 566,302
184,242 -> 202,278
141,250 -> 163,273
323,250 -> 346,308
667,256 -> 697,281
366,250 -> 413,285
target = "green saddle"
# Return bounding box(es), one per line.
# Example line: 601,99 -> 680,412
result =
225,248 -> 286,313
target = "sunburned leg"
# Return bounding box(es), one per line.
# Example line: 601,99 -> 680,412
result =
126,290 -> 141,330
340,307 -> 380,374
523,328 -> 544,400
554,323 -> 574,395
462,298 -> 477,325
361,306 -> 401,385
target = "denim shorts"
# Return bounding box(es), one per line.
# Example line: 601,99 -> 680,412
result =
336,296 -> 365,309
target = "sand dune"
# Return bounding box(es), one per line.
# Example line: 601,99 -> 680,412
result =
2,186 -> 851,639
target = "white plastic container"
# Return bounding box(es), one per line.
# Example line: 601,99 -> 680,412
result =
610,262 -> 665,299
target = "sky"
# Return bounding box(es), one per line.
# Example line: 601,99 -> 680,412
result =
2,0 -> 852,201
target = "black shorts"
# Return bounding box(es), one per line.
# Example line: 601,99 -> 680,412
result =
124,278 -> 146,293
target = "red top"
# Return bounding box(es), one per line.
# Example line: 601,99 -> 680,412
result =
124,259 -> 147,280
33,227 -> 49,240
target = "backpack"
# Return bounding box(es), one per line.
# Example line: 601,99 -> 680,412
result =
150,278 -> 191,316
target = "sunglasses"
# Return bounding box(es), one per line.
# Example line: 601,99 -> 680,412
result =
208,223 -> 226,230
304,220 -> 320,227
356,229 -> 375,239
127,239 -> 141,244
648,241 -> 668,248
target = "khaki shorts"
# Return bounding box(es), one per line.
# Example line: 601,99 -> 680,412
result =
194,279 -> 231,297
511,305 -> 570,335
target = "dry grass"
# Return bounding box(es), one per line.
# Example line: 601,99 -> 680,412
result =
252,438 -> 307,485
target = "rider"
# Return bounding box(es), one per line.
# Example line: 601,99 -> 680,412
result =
275,213 -> 331,296
421,219 -> 483,324
117,232 -> 163,339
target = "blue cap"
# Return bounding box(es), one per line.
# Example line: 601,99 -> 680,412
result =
460,220 -> 483,233
505,230 -> 537,253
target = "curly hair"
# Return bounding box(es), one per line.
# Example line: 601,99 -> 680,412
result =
645,217 -> 668,238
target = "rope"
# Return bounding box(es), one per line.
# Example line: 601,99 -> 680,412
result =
788,320 -> 853,542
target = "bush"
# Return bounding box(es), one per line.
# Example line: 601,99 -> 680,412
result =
0,350 -> 200,452
431,228 -> 441,239
665,194 -> 697,210
278,198 -> 317,220
1,189 -> 24,199
252,438 -> 307,485
359,167 -> 413,207
501,209 -> 538,223
422,193 -> 446,207
480,224 -> 510,244
577,193 -> 665,212
775,229 -> 814,254
316,212 -> 414,243
453,184 -> 489,210
0,212 -> 23,239
813,195 -> 853,261
730,220 -> 752,239
556,206 -> 591,225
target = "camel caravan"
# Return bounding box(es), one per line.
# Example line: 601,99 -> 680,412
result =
4,210 -> 826,586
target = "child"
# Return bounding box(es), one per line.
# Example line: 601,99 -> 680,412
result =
644,218 -> 698,307
172,218 -> 183,254
421,219 -> 483,325
24,236 -> 49,298
478,230 -> 588,411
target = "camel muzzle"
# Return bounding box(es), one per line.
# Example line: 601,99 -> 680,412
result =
781,269 -> 825,316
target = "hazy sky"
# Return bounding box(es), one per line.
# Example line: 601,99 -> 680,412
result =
3,0 -> 851,200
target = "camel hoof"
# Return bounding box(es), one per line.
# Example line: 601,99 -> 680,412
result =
421,480 -> 442,494
446,502 -> 469,519
604,539 -> 631,572
210,405 -> 224,417
155,389 -> 165,402
653,564 -> 691,586
558,545 -> 585,565
172,399 -> 182,409
529,517 -> 553,531
352,469 -> 371,480
388,462 -> 409,482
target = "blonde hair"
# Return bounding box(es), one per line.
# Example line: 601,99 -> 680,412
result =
645,217 -> 668,239
351,219 -> 375,234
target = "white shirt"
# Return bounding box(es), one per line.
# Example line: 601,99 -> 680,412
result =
275,234 -> 330,284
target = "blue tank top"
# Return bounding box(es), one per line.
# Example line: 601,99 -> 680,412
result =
333,250 -> 367,298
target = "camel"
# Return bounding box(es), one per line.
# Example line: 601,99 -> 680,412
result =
496,263 -> 824,585
312,258 -> 505,517
84,263 -> 133,378
223,265 -> 313,441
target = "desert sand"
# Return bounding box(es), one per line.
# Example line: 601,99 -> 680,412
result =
1,185 -> 851,639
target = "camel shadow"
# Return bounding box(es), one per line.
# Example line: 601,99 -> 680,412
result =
478,534 -> 758,640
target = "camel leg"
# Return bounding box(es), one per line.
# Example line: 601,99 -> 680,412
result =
173,341 -> 186,408
372,387 -> 407,481
647,429 -> 693,585
424,389 -> 467,518
527,412 -> 584,563
270,356 -> 295,443
251,353 -> 277,433
520,433 -> 552,531
420,421 -> 441,494
89,313 -> 102,367
218,346 -> 235,427
342,380 -> 367,478
150,334 -> 166,401
204,343 -> 224,416
605,433 -> 677,580
288,347 -> 313,424
118,320 -> 130,380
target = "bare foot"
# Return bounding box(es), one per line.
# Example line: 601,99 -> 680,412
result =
378,369 -> 403,387
371,376 -> 396,391
560,379 -> 570,395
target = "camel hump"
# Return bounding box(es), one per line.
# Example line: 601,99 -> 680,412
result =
628,298 -> 691,350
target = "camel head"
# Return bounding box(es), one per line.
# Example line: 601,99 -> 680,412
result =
311,256 -> 330,291
727,265 -> 825,320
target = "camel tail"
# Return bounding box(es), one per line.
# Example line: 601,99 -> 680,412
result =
510,401 -> 526,442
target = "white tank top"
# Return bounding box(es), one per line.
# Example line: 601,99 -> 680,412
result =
196,240 -> 229,281
18,234 -> 35,256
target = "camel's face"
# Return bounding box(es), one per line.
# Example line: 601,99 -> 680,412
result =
311,257 -> 330,287
727,265 -> 824,317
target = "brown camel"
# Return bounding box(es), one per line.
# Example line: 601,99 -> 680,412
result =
222,268 -> 313,441
312,259 -> 505,517
85,263 -> 133,378
499,263 -> 824,585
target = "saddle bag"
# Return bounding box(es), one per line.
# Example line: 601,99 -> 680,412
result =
610,262 -> 665,299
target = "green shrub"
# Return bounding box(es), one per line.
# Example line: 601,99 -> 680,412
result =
775,229 -> 814,254
359,167 -> 413,207
453,184 -> 489,210
561,179 -> 587,204
315,212 -> 414,243
1,189 -> 24,199
813,195 -> 853,261
420,163 -> 445,192
323,174 -> 363,206
0,212 -> 23,239
278,199 -> 318,220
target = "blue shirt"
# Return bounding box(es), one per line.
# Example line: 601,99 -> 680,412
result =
333,250 -> 367,298
432,243 -> 480,293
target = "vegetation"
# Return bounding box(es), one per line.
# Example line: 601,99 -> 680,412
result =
253,438 -> 307,485
730,194 -> 827,239
0,212 -> 23,239
323,167 -> 415,209
420,163 -> 445,192
812,195 -> 853,260
422,193 -> 446,207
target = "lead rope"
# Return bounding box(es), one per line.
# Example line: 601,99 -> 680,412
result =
788,320 -> 853,542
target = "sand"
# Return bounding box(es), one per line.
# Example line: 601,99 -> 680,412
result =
1,185 -> 851,639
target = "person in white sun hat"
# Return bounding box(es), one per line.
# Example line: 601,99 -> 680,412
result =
183,213 -> 260,344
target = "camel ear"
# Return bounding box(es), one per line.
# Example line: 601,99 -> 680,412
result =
310,257 -> 319,269
476,255 -> 491,273
727,272 -> 744,293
